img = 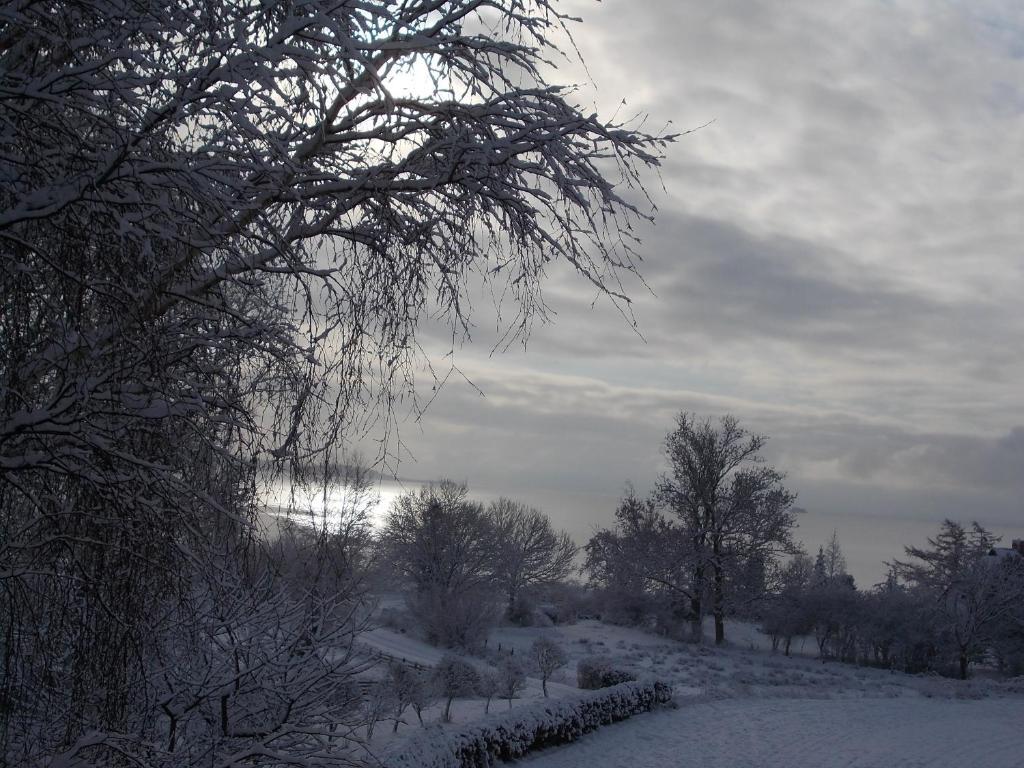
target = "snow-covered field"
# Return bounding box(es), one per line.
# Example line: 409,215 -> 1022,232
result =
363,611 -> 1024,766
521,697 -> 1024,768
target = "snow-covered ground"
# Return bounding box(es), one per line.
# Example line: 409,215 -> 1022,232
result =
362,611 -> 1024,765
521,697 -> 1024,768
489,618 -> 911,699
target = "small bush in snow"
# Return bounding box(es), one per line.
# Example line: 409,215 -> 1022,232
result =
497,655 -> 527,709
576,655 -> 636,690
382,679 -> 673,768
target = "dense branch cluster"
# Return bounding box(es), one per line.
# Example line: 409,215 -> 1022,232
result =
0,2 -> 670,765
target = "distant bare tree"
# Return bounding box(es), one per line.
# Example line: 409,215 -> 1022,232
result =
489,499 -> 578,615
584,487 -> 695,629
814,530 -> 850,585
270,453 -> 379,626
380,481 -> 498,647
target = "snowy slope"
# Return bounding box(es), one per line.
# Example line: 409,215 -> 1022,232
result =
360,627 -> 450,668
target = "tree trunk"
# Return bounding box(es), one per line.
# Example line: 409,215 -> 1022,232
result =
690,563 -> 704,642
959,652 -> 969,680
712,539 -> 725,645
542,677 -> 548,697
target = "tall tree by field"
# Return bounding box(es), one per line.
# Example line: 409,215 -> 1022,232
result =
0,2 -> 671,765
658,413 -> 798,644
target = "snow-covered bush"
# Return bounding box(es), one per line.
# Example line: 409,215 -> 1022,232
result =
382,679 -> 673,768
576,656 -> 636,690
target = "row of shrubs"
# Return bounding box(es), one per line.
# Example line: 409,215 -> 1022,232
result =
382,679 -> 673,768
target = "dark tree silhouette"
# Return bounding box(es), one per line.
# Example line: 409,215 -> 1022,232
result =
0,2 -> 672,765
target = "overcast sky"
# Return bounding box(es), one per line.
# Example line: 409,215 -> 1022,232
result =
364,0 -> 1024,586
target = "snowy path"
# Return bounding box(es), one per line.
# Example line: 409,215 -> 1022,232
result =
521,697 -> 1024,768
359,628 -> 449,668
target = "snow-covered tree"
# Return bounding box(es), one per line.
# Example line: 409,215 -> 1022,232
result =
497,656 -> 528,710
379,481 -> 499,648
529,637 -> 567,697
475,668 -> 500,715
489,498 -> 578,615
584,487 -> 694,629
408,669 -> 439,727
0,1 -> 670,764
383,662 -> 421,733
860,571 -> 939,672
895,520 -> 1024,678
433,654 -> 480,723
761,552 -> 815,656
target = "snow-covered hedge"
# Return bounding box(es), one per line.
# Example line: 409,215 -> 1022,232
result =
381,679 -> 673,768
